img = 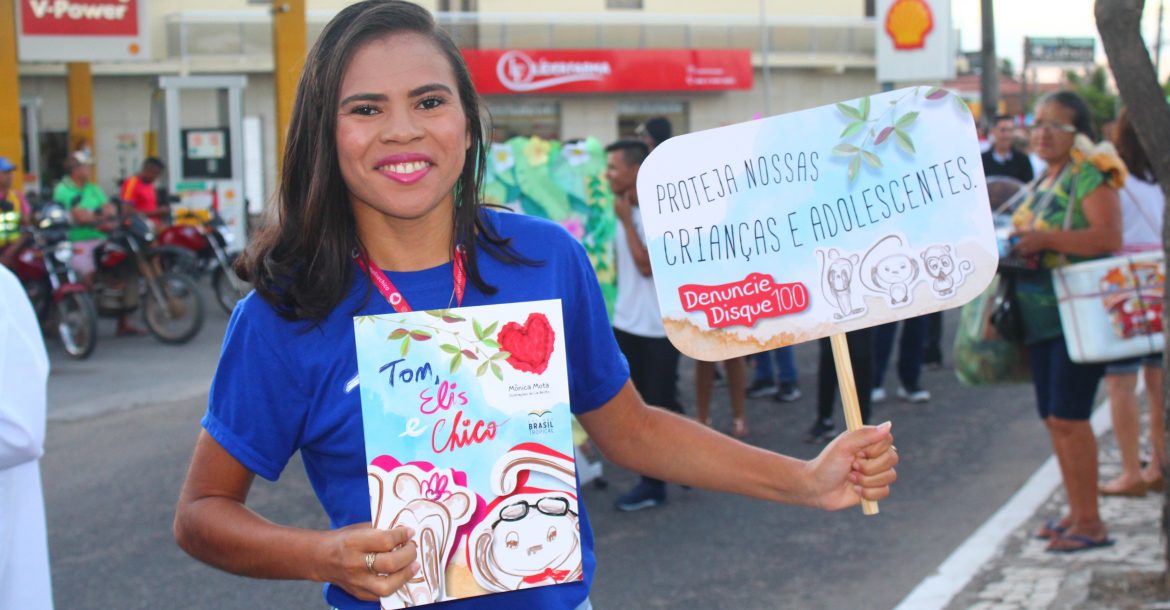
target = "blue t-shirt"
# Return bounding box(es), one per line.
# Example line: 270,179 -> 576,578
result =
203,211 -> 629,609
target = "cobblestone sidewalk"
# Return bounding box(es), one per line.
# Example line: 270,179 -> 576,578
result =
945,420 -> 1165,610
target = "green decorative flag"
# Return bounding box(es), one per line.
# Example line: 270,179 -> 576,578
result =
483,136 -> 617,315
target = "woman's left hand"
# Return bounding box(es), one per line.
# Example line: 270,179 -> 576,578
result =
806,422 -> 898,511
1011,230 -> 1050,256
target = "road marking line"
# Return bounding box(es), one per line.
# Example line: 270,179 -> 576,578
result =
892,397 -> 1115,610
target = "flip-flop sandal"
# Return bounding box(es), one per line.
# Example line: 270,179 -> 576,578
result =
1033,519 -> 1067,540
1045,533 -> 1115,553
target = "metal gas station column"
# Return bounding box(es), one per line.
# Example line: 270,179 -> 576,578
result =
158,75 -> 248,252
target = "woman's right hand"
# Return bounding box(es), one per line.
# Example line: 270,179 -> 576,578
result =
322,523 -> 420,602
613,191 -> 633,224
1010,229 -> 1050,256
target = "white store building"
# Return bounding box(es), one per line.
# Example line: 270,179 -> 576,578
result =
16,0 -> 882,213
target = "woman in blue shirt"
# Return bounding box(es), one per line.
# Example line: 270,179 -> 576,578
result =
172,2 -> 898,608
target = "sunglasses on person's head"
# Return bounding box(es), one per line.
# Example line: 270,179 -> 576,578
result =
492,497 -> 574,528
1031,121 -> 1077,134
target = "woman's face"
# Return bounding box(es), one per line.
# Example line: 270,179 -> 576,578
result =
336,32 -> 470,229
1030,101 -> 1078,165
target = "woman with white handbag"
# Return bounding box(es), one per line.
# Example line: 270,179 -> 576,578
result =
1099,109 -> 1166,498
1010,91 -> 1124,553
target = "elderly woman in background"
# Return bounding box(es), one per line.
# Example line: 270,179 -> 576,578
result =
1011,90 -> 1123,553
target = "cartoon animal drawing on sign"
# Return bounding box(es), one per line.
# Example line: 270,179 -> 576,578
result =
860,234 -> 922,307
817,248 -> 866,320
919,244 -> 973,298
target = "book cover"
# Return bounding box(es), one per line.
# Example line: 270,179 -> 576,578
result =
354,299 -> 580,607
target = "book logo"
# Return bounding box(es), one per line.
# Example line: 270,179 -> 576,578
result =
527,409 -> 556,435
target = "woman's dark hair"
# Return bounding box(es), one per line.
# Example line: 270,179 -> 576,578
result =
1113,108 -> 1154,182
1037,90 -> 1096,141
239,0 -> 526,321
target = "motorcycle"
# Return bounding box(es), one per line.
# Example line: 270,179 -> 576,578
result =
92,207 -> 206,344
10,204 -> 99,359
153,207 -> 250,314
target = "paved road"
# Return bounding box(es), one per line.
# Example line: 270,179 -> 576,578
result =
42,309 -> 1054,609
45,300 -> 227,421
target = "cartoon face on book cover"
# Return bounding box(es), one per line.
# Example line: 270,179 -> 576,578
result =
354,299 -> 580,608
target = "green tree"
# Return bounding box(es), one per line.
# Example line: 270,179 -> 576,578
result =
1065,66 -> 1119,135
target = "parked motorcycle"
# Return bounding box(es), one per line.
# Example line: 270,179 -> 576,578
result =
11,204 -> 98,359
93,208 -> 205,344
153,207 -> 250,314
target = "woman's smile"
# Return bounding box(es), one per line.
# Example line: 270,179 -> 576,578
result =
375,153 -> 435,185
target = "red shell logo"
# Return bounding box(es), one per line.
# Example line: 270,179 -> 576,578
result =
496,313 -> 555,374
885,0 -> 935,51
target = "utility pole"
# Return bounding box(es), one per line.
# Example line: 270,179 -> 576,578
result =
272,0 -> 306,176
0,0 -> 23,192
980,0 -> 999,122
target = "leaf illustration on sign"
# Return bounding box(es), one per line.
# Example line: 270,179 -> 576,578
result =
831,87 -> 972,184
379,310 -> 512,376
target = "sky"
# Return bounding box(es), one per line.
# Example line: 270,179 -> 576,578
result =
950,0 -> 1169,82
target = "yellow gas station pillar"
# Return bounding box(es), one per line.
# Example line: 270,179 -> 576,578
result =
272,0 -> 306,176
66,62 -> 95,172
0,0 -> 24,192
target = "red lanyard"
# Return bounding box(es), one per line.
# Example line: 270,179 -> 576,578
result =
353,246 -> 466,313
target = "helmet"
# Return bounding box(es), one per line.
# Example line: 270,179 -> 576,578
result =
36,203 -> 71,230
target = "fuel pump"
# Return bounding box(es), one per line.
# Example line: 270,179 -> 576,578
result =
158,75 -> 248,252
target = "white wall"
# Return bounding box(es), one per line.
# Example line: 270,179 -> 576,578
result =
242,74 -> 278,211
690,67 -> 879,131
558,97 -> 619,146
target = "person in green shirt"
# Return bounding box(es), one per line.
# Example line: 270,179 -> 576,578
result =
52,150 -> 116,242
53,150 -> 145,336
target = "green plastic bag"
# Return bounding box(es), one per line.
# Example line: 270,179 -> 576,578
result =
954,274 -> 1032,386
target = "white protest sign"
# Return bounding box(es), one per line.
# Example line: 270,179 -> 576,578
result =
636,86 -> 997,362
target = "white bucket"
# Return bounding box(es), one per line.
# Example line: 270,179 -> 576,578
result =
1053,250 -> 1164,363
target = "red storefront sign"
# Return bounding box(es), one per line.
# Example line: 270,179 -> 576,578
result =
20,0 -> 140,37
463,49 -> 753,94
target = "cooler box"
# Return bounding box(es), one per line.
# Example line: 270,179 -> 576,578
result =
1053,251 -> 1164,363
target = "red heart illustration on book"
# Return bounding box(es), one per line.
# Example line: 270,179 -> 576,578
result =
496,313 -> 555,375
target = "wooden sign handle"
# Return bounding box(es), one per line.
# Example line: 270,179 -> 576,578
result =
828,333 -> 880,516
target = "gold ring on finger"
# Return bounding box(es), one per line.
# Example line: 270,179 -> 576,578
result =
364,551 -> 378,575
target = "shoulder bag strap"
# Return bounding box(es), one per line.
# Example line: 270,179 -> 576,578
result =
1050,164 -> 1086,268
994,173 -> 1047,216
1121,184 -> 1160,235
1025,164 -> 1072,230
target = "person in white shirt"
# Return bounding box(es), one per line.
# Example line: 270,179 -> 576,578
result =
1099,109 -> 1166,498
0,264 -> 54,609
605,139 -> 688,512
